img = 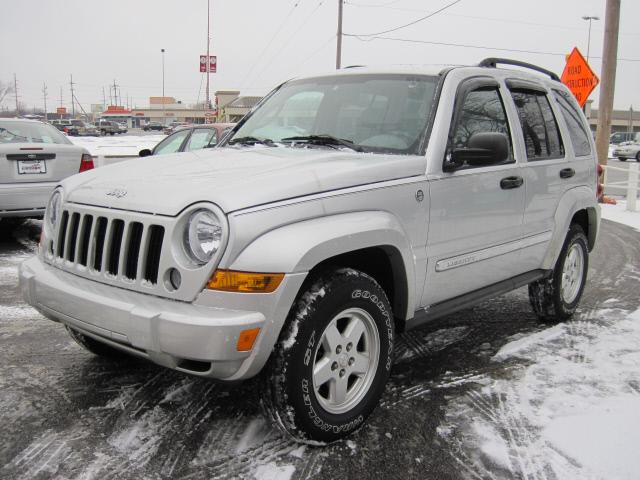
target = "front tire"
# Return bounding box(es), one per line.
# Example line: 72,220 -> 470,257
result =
67,326 -> 131,359
618,157 -> 627,162
636,152 -> 640,162
528,224 -> 589,322
262,268 -> 394,443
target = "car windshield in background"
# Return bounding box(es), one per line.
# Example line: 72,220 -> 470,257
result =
0,121 -> 70,144
228,74 -> 439,155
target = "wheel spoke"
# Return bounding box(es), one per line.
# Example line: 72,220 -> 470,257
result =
321,322 -> 343,353
351,352 -> 369,375
331,375 -> 349,404
313,356 -> 334,387
344,316 -> 366,346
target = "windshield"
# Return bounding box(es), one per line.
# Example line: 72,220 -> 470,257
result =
0,121 -> 71,144
227,74 -> 439,155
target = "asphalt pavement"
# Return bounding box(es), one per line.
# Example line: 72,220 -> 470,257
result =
0,218 -> 638,480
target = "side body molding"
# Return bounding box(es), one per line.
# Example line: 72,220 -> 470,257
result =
229,211 -> 416,320
542,186 -> 600,270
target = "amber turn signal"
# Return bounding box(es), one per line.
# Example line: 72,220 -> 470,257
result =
207,269 -> 284,293
237,327 -> 261,352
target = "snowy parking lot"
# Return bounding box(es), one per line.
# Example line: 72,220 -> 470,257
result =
1,206 -> 639,480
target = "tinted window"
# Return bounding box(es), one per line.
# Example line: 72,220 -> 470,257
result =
553,90 -> 591,156
511,91 -> 564,160
186,128 -> 216,151
153,129 -> 191,155
450,87 -> 513,166
0,121 -> 70,144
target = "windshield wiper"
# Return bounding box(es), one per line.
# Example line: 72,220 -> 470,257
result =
228,136 -> 275,146
280,134 -> 363,152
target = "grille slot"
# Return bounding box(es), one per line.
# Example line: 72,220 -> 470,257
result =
107,220 -> 125,276
78,215 -> 93,267
56,211 -> 69,258
144,225 -> 164,284
66,212 -> 81,262
93,217 -> 108,271
125,222 -> 144,280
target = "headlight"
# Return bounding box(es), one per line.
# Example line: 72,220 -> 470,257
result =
46,189 -> 62,229
183,209 -> 223,264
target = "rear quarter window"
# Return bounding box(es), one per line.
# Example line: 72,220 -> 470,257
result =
552,90 -> 592,157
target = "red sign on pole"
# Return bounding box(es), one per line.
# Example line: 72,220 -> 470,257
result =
199,55 -> 217,73
560,47 -> 599,108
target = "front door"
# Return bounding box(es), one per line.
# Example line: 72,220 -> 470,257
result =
422,79 -> 525,306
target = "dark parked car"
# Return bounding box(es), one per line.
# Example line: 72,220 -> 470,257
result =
142,122 -> 164,131
139,123 -> 235,156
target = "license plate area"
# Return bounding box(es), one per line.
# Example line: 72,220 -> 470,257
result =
17,160 -> 47,174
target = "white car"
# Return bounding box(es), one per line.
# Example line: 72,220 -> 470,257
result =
0,118 -> 94,220
612,142 -> 640,162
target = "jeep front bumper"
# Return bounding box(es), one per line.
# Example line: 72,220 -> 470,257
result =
19,256 -> 305,380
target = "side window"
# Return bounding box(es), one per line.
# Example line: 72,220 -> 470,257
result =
553,90 -> 592,157
186,128 -> 216,151
153,129 -> 191,155
511,90 -> 564,160
450,87 -> 513,166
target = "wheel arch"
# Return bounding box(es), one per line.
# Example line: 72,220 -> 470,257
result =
228,211 -> 416,327
542,186 -> 600,269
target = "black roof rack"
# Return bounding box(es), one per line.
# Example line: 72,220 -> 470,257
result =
478,58 -> 560,82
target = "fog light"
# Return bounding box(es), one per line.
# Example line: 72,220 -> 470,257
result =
165,268 -> 182,291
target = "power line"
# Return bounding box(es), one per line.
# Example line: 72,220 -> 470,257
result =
344,0 -> 463,37
240,0 -> 303,89
347,35 -> 640,62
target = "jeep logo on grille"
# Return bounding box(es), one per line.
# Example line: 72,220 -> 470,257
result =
106,188 -> 127,198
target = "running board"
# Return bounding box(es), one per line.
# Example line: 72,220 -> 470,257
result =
406,269 -> 549,331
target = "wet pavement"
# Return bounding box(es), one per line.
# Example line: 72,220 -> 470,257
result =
1,218 -> 638,480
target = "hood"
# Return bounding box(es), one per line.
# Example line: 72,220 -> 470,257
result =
63,146 -> 426,216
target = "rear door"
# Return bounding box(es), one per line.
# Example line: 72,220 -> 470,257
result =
0,121 -> 82,184
423,77 -> 525,306
505,80 -> 568,271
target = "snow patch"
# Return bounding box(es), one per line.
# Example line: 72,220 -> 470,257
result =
282,283 -> 325,351
439,307 -> 640,478
253,462 -> 295,480
601,200 -> 640,232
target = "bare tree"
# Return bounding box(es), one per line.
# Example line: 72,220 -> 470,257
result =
0,80 -> 14,107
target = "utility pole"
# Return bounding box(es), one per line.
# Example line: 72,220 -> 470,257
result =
102,87 -> 106,110
59,86 -> 63,118
70,74 -> 76,118
42,83 -> 48,121
112,79 -> 119,107
336,0 -> 343,69
629,106 -> 634,133
206,0 -> 211,113
595,0 -> 621,168
161,48 -> 166,123
13,73 -> 19,115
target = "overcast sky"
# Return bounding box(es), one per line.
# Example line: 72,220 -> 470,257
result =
1,0 -> 638,112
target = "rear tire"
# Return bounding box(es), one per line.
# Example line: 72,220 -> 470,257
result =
262,268 -> 394,443
618,157 -> 627,162
636,152 -> 640,162
67,326 -> 131,359
528,224 -> 589,322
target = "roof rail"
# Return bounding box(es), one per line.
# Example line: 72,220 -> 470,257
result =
478,58 -> 560,82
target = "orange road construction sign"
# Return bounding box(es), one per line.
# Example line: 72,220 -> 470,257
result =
560,47 -> 599,108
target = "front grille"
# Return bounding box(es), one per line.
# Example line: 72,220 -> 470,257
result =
54,209 -> 165,284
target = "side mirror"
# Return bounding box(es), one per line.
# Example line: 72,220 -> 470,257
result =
444,132 -> 509,171
139,148 -> 152,157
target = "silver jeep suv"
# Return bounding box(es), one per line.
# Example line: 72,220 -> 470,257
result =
20,59 -> 600,443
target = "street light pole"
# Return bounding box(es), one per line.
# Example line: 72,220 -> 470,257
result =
582,15 -> 600,62
336,0 -> 343,69
161,48 -> 166,124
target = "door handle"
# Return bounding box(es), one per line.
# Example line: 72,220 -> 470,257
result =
559,168 -> 575,179
500,176 -> 524,190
